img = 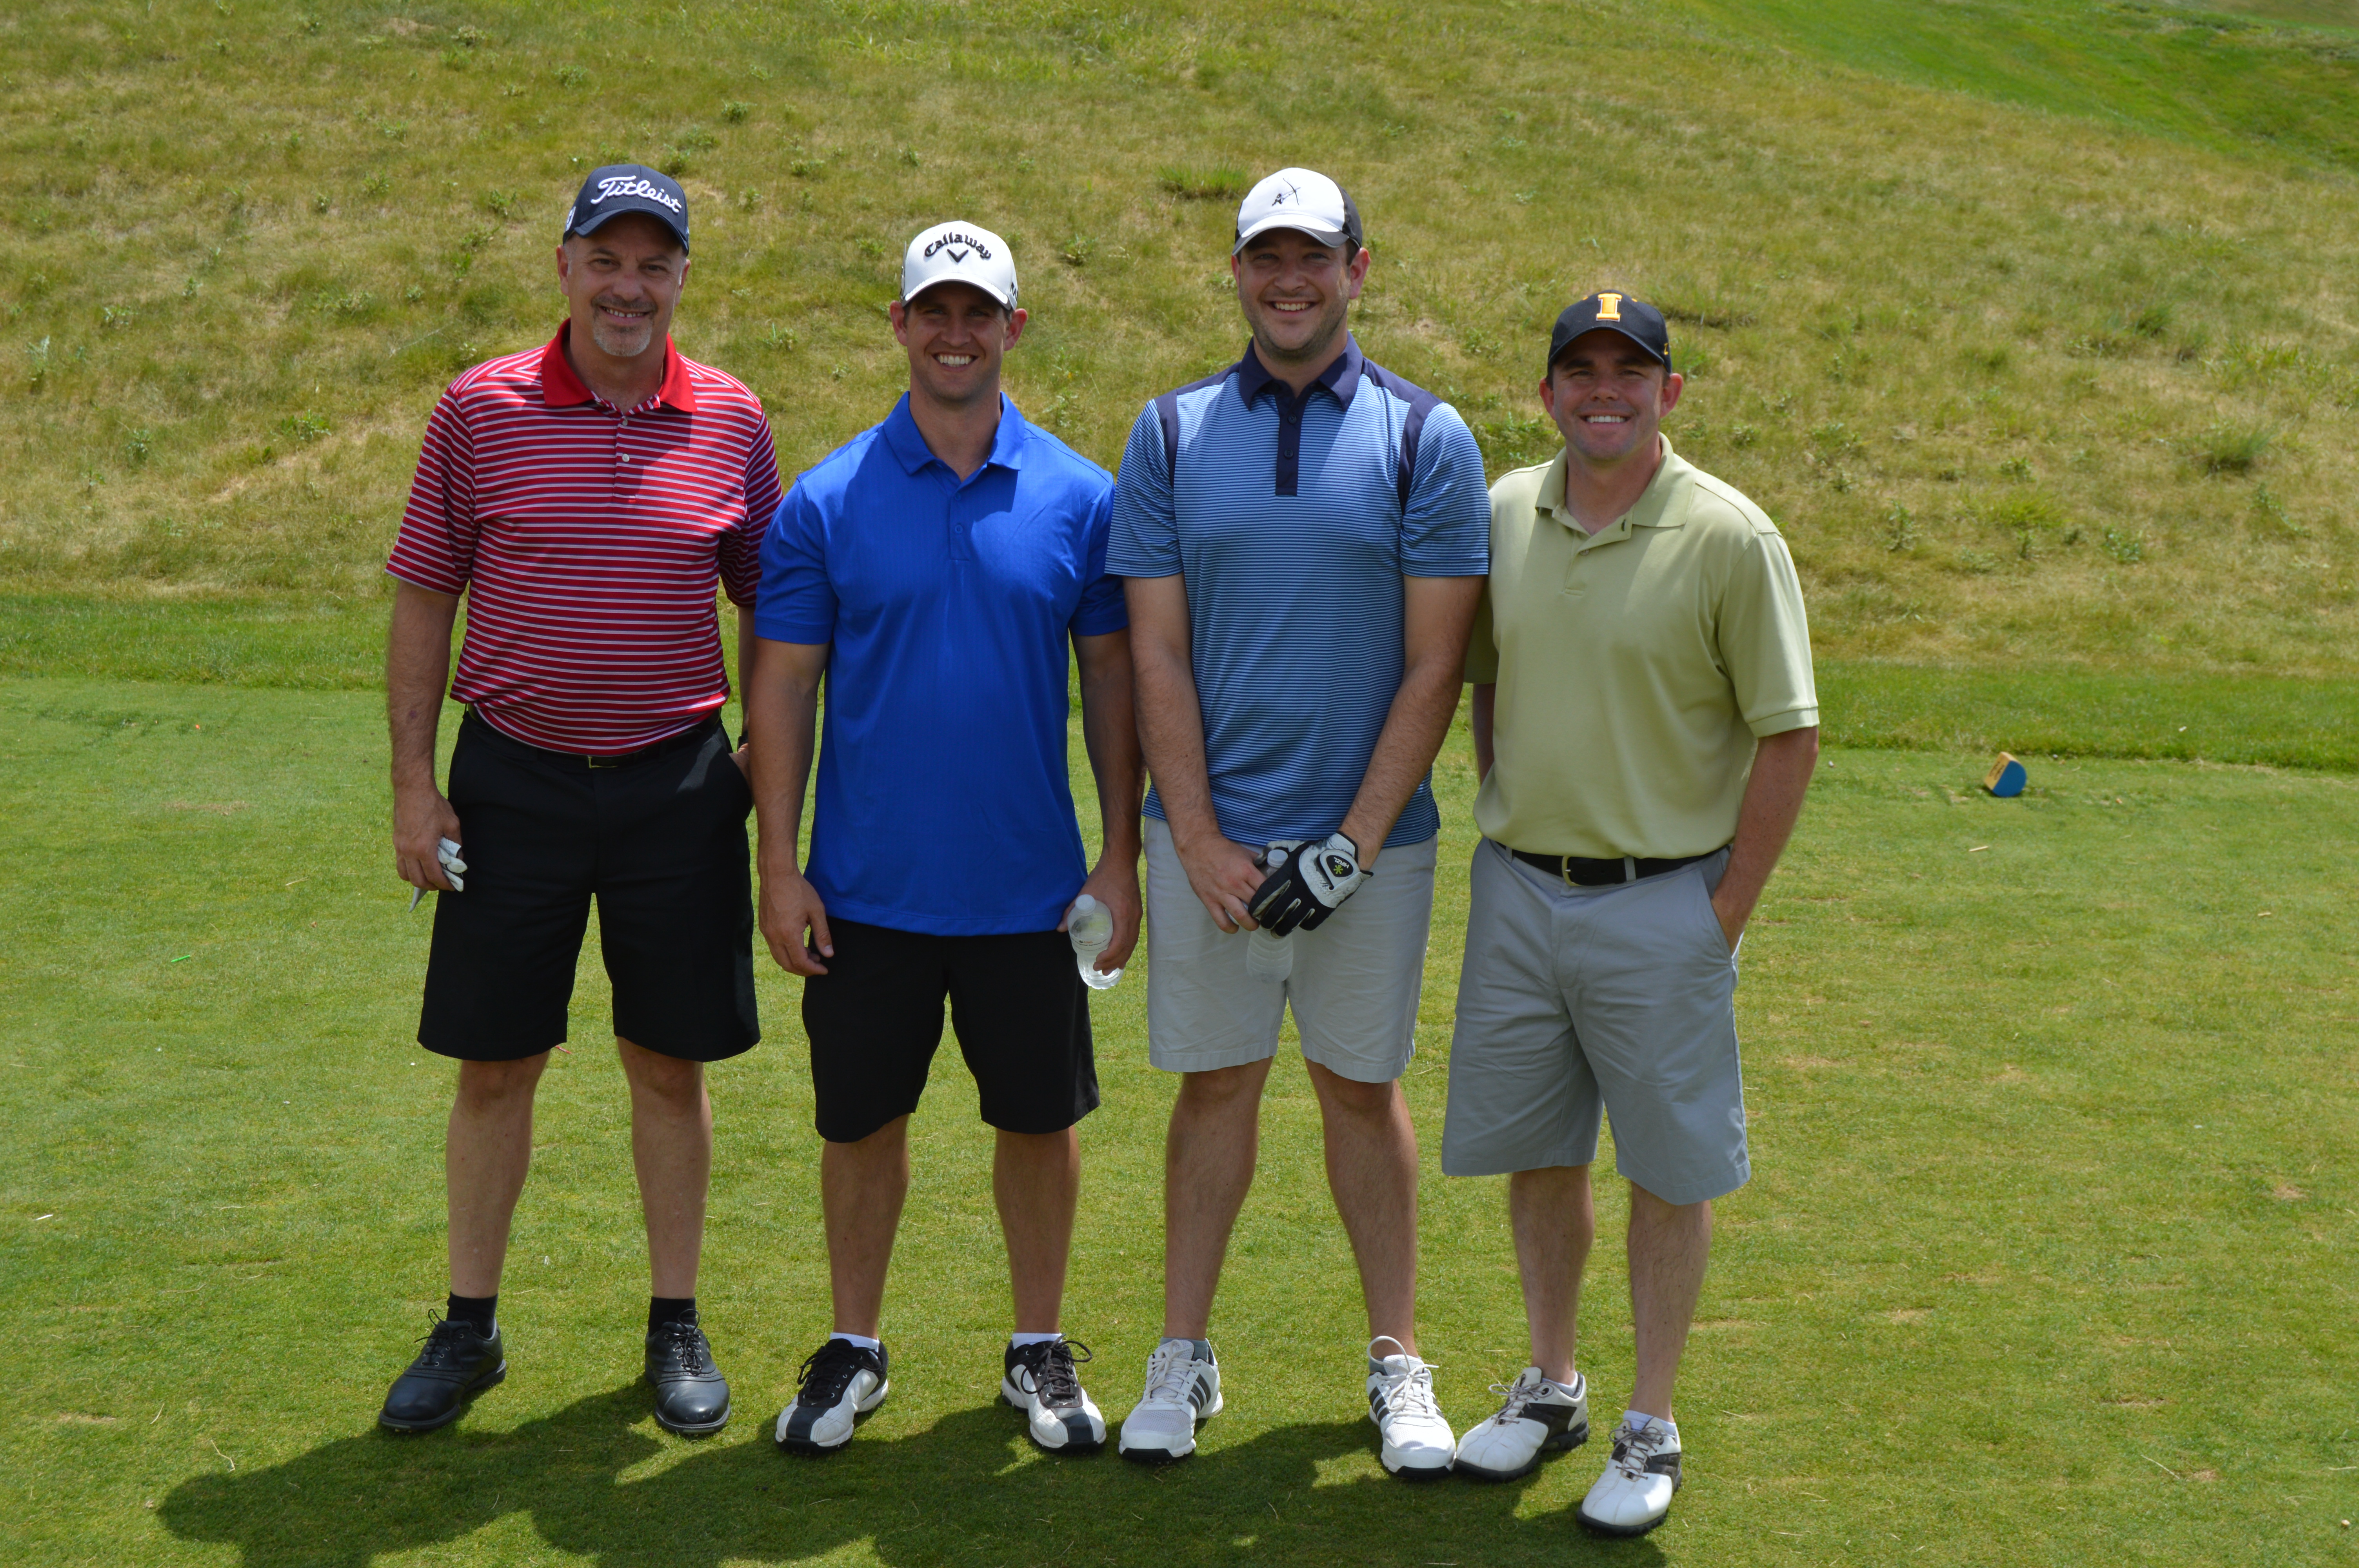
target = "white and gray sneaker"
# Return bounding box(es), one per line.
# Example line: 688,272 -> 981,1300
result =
1118,1337 -> 1222,1464
1577,1415 -> 1683,1536
1366,1337 -> 1456,1480
1002,1337 -> 1105,1454
774,1338 -> 889,1455
1453,1367 -> 1590,1481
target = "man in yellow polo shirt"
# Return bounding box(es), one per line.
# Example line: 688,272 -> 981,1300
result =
1441,292 -> 1817,1537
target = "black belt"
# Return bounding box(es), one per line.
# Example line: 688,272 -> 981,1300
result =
1508,845 -> 1721,887
468,711 -> 724,770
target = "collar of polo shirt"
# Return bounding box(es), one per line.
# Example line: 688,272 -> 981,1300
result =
879,391 -> 1029,477
1235,335 -> 1365,407
1538,437 -> 1685,540
538,322 -> 699,413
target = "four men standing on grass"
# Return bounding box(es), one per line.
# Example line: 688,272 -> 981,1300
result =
378,160 -> 1815,1535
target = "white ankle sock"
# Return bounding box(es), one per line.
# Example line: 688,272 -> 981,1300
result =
1009,1331 -> 1061,1348
831,1331 -> 881,1352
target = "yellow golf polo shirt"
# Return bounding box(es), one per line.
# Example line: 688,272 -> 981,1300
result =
1465,436 -> 1816,860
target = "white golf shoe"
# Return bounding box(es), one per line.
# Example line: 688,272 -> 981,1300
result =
1577,1415 -> 1683,1536
774,1338 -> 889,1455
1002,1337 -> 1105,1454
1118,1338 -> 1221,1463
1452,1367 -> 1589,1481
1366,1337 -> 1455,1479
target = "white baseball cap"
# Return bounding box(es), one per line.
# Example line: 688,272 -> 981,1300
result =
902,220 -> 1018,309
1232,167 -> 1363,256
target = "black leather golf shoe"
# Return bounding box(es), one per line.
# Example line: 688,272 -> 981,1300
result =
646,1318 -> 731,1436
379,1314 -> 506,1433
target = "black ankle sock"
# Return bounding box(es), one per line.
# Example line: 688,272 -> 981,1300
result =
649,1296 -> 697,1332
447,1292 -> 496,1333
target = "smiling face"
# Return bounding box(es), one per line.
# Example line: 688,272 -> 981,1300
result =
556,213 -> 687,363
1540,328 -> 1684,469
1231,227 -> 1369,370
890,281 -> 1027,410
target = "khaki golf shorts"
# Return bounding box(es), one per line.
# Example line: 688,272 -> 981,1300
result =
1142,818 -> 1438,1083
1441,838 -> 1750,1205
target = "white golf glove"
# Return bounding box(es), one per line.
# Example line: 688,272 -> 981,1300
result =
409,837 -> 467,911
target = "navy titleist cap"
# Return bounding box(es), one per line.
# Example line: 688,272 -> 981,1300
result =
1547,291 -> 1672,375
565,164 -> 690,253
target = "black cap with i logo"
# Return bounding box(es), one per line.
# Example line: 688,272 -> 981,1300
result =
1546,291 -> 1672,375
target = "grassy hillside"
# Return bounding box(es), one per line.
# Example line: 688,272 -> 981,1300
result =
3,0 -> 2356,678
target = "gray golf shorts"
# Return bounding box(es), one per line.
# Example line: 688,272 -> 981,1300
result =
1142,818 -> 1438,1083
1441,838 -> 1750,1205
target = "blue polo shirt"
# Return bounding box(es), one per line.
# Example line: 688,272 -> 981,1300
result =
757,394 -> 1126,936
1107,338 -> 1490,849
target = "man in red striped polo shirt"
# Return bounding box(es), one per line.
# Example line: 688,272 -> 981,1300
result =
376,166 -> 781,1439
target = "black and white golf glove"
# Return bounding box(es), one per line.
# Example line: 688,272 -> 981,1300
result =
1247,833 -> 1369,935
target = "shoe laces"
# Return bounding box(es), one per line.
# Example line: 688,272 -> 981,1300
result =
797,1339 -> 875,1406
1369,1347 -> 1443,1424
651,1319 -> 712,1377
1021,1338 -> 1093,1406
414,1312 -> 481,1370
1485,1373 -> 1546,1426
1611,1420 -> 1673,1481
1141,1339 -> 1201,1407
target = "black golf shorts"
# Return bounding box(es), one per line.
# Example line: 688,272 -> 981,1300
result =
417,712 -> 759,1063
801,918 -> 1100,1143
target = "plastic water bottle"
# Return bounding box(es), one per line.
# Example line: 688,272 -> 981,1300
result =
1068,895 -> 1121,990
1246,925 -> 1292,984
1245,844 -> 1292,984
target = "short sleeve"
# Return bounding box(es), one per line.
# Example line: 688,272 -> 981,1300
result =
754,481 -> 839,645
1070,483 -> 1129,637
384,388 -> 479,595
1463,583 -> 1498,684
1718,528 -> 1818,736
721,405 -> 786,610
1401,405 -> 1491,578
1105,403 -> 1180,579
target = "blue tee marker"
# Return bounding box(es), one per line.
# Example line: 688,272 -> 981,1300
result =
1984,752 -> 2027,798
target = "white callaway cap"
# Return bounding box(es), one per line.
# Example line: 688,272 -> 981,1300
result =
902,220 -> 1018,309
1232,167 -> 1363,255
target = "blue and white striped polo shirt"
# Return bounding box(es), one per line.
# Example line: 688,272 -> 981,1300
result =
1107,337 -> 1490,849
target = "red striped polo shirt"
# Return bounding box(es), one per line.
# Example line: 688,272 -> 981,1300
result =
386,324 -> 784,754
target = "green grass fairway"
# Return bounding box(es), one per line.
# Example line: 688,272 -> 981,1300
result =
4,679 -> 2353,1566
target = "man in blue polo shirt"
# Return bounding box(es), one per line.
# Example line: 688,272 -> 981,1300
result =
743,221 -> 1141,1459
1107,169 -> 1490,1478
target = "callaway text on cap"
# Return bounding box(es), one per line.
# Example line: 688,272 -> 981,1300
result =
901,220 -> 1019,310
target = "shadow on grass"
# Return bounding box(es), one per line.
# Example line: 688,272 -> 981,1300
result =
159,1384 -> 1663,1567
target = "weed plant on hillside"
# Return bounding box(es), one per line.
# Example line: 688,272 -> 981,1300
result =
1,0 -> 2356,675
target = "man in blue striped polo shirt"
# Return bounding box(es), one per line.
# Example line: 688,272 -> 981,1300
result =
1106,168 -> 1490,1477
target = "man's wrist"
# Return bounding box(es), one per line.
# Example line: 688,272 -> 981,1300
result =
1166,813 -> 1228,856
